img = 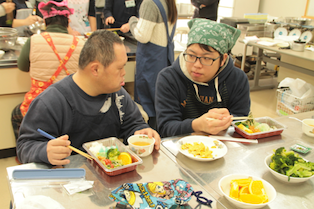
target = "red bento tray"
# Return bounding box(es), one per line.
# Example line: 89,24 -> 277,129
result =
83,137 -> 142,176
231,116 -> 286,139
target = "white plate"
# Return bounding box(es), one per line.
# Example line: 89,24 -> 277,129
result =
288,29 -> 301,38
176,135 -> 227,161
257,41 -> 277,46
300,31 -> 313,43
274,27 -> 288,38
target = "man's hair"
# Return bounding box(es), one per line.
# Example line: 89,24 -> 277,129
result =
78,30 -> 123,70
199,43 -> 224,65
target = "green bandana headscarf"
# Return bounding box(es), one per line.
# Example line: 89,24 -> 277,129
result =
187,18 -> 241,54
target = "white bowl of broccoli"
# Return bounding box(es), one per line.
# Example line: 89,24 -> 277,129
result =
265,147 -> 314,183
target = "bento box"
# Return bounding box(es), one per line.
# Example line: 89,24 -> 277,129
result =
83,137 -> 142,176
231,116 -> 286,139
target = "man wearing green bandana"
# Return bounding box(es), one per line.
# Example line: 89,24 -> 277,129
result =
155,18 -> 251,137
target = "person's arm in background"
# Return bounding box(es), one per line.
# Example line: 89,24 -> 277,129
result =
67,26 -> 80,36
0,2 -> 15,17
120,0 -> 142,33
128,0 -> 157,43
197,0 -> 218,7
190,0 -> 201,8
88,0 -> 96,31
103,0 -> 113,24
12,14 -> 42,27
17,37 -> 31,72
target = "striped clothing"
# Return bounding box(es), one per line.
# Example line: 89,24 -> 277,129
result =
128,0 -> 175,47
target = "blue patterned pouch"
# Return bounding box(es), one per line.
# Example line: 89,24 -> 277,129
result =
109,179 -> 196,208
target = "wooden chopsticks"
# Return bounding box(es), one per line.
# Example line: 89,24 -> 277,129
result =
68,145 -> 95,160
37,129 -> 95,160
232,117 -> 250,120
105,28 -> 120,31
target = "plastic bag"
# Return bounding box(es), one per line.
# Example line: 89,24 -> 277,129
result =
109,179 -> 195,209
278,77 -> 314,99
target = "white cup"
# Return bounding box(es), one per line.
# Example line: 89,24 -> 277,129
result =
127,135 -> 155,157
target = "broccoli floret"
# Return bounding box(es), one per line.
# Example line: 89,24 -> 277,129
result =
107,148 -> 120,158
274,147 -> 286,156
308,162 -> 314,170
285,152 -> 299,166
269,147 -> 314,179
286,162 -> 313,177
271,154 -> 284,166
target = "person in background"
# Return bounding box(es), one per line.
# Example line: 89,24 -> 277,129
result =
67,0 -> 96,35
128,0 -> 177,129
191,0 -> 219,21
16,30 -> 160,165
0,1 -> 15,17
155,18 -> 251,137
103,0 -> 142,33
0,0 -> 40,27
33,0 -> 97,35
95,0 -> 104,29
13,0 -> 38,36
11,0 -> 85,142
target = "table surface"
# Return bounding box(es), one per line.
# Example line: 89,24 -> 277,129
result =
7,111 -> 314,209
7,146 -> 224,208
245,41 -> 314,63
162,111 -> 314,209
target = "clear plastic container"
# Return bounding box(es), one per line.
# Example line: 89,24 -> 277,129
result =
276,88 -> 314,116
83,137 -> 142,176
231,117 -> 286,139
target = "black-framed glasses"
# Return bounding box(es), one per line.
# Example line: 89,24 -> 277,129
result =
183,53 -> 222,66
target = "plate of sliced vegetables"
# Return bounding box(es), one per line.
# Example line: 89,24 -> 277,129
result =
232,116 -> 286,139
176,135 -> 227,161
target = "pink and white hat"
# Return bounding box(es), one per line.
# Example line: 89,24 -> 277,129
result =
38,0 -> 74,19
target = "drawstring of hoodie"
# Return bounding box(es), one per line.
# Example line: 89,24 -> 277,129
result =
193,77 -> 222,103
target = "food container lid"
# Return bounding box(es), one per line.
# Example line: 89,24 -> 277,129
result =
0,27 -> 18,37
12,168 -> 86,180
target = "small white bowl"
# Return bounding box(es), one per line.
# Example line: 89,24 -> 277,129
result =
0,50 -> 5,59
302,119 -> 314,137
265,154 -> 314,183
219,174 -> 276,209
127,134 -> 155,157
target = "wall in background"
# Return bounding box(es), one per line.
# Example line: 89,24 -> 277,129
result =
259,0 -> 307,18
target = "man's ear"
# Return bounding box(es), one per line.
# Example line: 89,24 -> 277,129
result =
90,62 -> 100,76
220,53 -> 228,67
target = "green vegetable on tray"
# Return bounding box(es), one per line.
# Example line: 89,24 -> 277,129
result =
269,147 -> 314,179
235,112 -> 277,134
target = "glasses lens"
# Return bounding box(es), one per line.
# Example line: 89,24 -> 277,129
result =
184,54 -> 196,63
200,57 -> 213,66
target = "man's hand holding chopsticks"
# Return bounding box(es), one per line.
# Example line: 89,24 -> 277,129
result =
47,135 -> 72,166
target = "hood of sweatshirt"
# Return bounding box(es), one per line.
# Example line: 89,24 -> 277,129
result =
176,52 -> 232,102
